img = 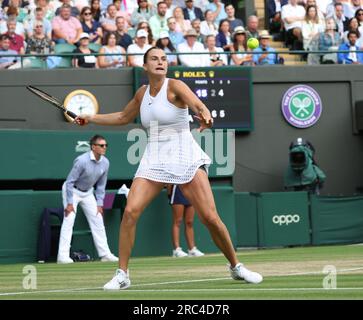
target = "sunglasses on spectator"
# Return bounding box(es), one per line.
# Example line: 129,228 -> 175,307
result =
94,143 -> 108,148
35,25 -> 43,28
84,12 -> 92,15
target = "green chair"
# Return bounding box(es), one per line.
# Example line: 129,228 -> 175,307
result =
89,42 -> 101,53
23,57 -> 47,69
54,43 -> 76,69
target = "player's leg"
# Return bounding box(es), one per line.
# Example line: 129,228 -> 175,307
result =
119,178 -> 164,271
179,169 -> 262,283
171,204 -> 188,257
103,178 -> 164,290
179,170 -> 238,265
183,205 -> 196,250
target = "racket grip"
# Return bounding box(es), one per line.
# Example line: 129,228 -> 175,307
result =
66,110 -> 77,119
66,110 -> 85,125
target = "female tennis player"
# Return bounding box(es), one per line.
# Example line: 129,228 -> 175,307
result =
76,47 -> 263,289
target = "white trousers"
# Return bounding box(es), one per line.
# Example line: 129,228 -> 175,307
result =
57,183 -> 112,260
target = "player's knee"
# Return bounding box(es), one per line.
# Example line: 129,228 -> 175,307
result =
185,219 -> 194,228
201,212 -> 219,227
122,206 -> 141,226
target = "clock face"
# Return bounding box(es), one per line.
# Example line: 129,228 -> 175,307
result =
64,90 -> 99,122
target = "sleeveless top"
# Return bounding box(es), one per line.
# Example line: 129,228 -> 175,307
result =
134,78 -> 211,184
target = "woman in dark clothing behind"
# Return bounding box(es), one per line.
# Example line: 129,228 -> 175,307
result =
72,32 -> 98,68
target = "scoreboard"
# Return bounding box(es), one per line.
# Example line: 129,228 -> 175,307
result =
134,67 -> 253,131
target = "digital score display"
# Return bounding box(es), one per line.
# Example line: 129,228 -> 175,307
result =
134,67 -> 253,131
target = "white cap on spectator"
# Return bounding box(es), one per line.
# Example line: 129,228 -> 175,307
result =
79,32 -> 90,40
136,29 -> 148,38
259,30 -> 272,39
159,31 -> 169,39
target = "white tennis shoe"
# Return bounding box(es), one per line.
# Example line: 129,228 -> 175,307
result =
229,263 -> 263,284
172,247 -> 188,257
103,269 -> 131,290
57,256 -> 74,264
100,253 -> 118,262
188,247 -> 205,257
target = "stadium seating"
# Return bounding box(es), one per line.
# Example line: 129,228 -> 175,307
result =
54,43 -> 77,68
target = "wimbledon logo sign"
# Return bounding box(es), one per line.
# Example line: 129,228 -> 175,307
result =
281,85 -> 322,128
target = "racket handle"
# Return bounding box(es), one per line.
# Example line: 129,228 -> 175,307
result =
66,110 -> 85,125
66,110 -> 77,119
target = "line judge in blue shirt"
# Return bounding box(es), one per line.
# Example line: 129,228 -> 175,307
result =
253,30 -> 279,65
57,134 -> 118,264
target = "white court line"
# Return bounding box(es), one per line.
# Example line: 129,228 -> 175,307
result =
1,267 -> 363,297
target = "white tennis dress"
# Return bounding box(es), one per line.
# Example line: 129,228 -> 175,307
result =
134,78 -> 211,184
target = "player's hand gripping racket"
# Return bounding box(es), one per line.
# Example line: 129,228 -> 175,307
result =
26,85 -> 85,125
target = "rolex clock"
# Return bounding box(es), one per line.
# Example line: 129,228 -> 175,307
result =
63,89 -> 99,122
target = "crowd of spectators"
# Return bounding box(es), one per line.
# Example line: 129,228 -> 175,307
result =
1,0 -> 363,69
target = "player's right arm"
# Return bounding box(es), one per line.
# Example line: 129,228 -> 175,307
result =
76,86 -> 146,126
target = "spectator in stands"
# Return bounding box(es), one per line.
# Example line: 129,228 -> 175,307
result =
3,16 -> 24,54
149,1 -> 169,39
0,6 -> 25,36
156,30 -> 177,65
90,0 -> 102,22
305,0 -> 325,20
35,0 -> 56,21
338,30 -> 363,62
193,0 -> 209,13
72,32 -> 98,68
246,15 -> 260,39
26,20 -> 53,55
100,4 -> 118,33
113,0 -> 131,26
5,0 -> 28,23
267,0 -> 288,36
229,26 -> 254,66
355,7 -> 363,25
343,17 -> 363,46
327,2 -> 349,37
127,28 -> 152,66
215,19 -> 232,52
167,16 -> 184,47
57,134 -> 118,264
225,3 -> 244,33
315,0 -> 332,16
114,16 -> 132,49
182,0 -> 204,22
204,34 -> 227,66
281,0 -> 306,50
253,30 -> 279,65
164,0 -> 176,19
0,34 -> 21,69
55,0 -> 80,17
177,28 -> 206,66
318,17 -> 342,63
207,0 -> 227,25
302,5 -> 325,50
131,0 -> 156,27
25,7 -> 52,39
347,0 -> 363,18
98,31 -> 126,68
80,6 -> 103,44
173,6 -> 191,34
137,21 -> 155,45
191,18 -> 203,42
200,9 -> 218,38
52,4 -> 82,44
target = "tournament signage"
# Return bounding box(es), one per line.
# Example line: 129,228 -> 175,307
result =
281,85 -> 322,128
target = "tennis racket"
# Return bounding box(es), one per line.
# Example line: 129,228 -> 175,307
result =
27,85 -> 84,124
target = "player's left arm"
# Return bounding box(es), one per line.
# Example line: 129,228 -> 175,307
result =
170,79 -> 213,130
